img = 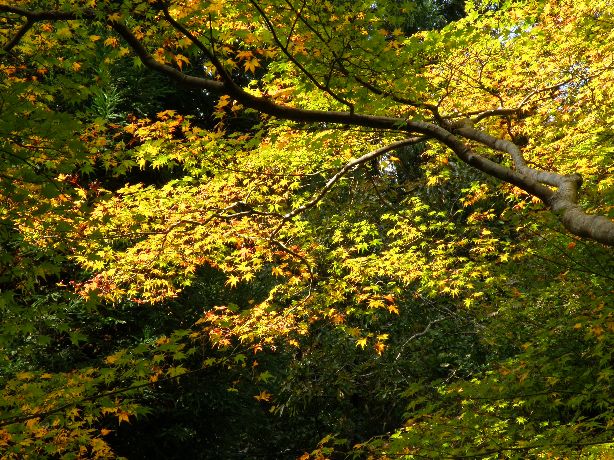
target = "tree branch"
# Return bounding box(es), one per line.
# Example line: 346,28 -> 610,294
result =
1,6 -> 612,245
248,0 -> 354,112
451,120 -> 614,245
2,17 -> 34,52
279,0 -> 438,114
0,5 -> 89,52
271,136 -> 425,238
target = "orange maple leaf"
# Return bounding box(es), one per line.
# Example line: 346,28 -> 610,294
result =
254,390 -> 272,402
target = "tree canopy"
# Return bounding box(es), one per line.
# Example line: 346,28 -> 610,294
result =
0,0 -> 613,458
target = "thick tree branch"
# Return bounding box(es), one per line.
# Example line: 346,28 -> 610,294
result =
1,6 -> 612,245
451,120 -> 614,245
2,17 -> 34,52
0,5 -> 88,52
109,20 -> 225,93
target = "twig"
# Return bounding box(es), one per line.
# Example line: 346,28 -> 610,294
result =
248,0 -> 354,112
270,137 -> 424,239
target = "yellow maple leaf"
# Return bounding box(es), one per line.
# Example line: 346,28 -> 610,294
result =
368,298 -> 385,309
16,372 -> 33,380
153,48 -> 167,65
155,336 -> 170,345
254,390 -> 272,402
103,37 -> 119,48
105,351 -> 124,364
259,48 -> 277,58
25,417 -> 40,429
591,325 -> 604,337
226,275 -> 240,287
244,57 -> 260,73
356,337 -> 367,349
174,54 -> 190,71
156,110 -> 176,120
216,95 -> 231,109
236,50 -> 253,60
117,411 -> 131,424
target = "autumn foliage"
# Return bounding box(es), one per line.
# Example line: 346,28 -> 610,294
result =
0,0 -> 613,458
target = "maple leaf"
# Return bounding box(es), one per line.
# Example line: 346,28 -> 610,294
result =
244,58 -> 260,73
153,48 -> 167,65
174,54 -> 190,71
25,417 -> 40,429
103,37 -> 119,48
156,110 -> 176,120
254,390 -> 272,402
236,50 -> 253,60
367,298 -> 385,309
226,275 -> 240,287
216,95 -> 231,109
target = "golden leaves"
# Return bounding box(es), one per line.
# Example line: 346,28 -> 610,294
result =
254,390 -> 272,402
0,429 -> 12,448
174,54 -> 190,71
103,37 -> 119,48
226,275 -> 240,288
107,12 -> 123,22
216,95 -> 231,110
117,411 -> 131,424
374,341 -> 386,355
104,351 -> 125,365
243,57 -> 260,73
153,48 -> 167,65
